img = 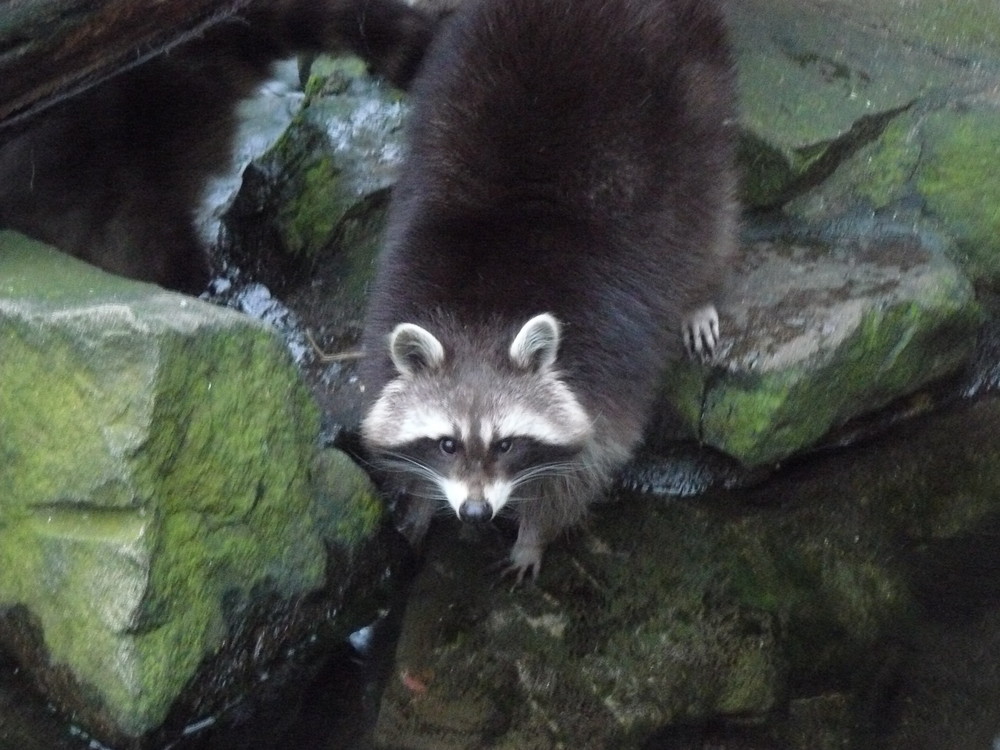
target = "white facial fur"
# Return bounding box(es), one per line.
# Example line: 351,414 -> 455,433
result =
440,477 -> 516,516
361,314 -> 594,517
362,314 -> 592,449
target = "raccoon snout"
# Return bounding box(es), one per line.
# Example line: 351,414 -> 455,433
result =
459,499 -> 493,524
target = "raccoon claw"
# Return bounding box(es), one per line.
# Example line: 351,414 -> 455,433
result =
683,304 -> 720,360
500,544 -> 543,584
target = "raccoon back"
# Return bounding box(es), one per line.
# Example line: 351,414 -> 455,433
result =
363,0 -> 739,430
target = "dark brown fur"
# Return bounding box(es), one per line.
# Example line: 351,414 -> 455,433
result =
0,0 -> 436,293
360,0 -> 739,576
363,0 -> 739,444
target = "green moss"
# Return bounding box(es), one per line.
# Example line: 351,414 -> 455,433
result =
303,56 -> 371,99
65,322 -> 328,729
311,448 -> 383,549
277,148 -> 344,258
0,231 -> 156,302
918,109 -> 1000,285
785,112 -> 922,221
136,324 -> 323,616
248,59 -> 405,275
0,235 -> 336,733
725,520 -> 912,686
853,116 -> 922,208
700,280 -> 978,466
701,374 -> 802,463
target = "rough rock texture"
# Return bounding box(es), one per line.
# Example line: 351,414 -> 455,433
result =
730,0 -> 1000,289
219,57 -> 406,296
372,394 -> 1000,749
0,231 -> 387,745
660,228 -> 980,466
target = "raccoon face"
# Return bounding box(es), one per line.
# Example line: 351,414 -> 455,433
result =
362,313 -> 593,522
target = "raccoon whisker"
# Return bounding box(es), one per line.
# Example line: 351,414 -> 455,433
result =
374,453 -> 444,486
399,487 -> 447,502
510,461 -> 581,487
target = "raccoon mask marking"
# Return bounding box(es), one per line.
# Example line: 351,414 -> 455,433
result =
361,313 -> 593,525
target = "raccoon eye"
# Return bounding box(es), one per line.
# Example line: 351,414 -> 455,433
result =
497,438 -> 514,454
439,437 -> 458,455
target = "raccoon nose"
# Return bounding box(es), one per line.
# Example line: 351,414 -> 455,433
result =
458,499 -> 492,524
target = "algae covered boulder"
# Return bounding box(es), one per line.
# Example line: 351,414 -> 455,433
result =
728,0 -> 997,209
219,56 -> 406,295
372,507 -> 785,749
732,0 -> 1000,290
371,472 -> 914,749
790,102 -> 1000,289
0,231 -> 384,744
659,230 -> 979,467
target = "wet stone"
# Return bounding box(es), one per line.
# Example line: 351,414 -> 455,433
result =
659,226 -> 980,467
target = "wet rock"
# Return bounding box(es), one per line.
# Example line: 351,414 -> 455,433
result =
790,101 -> 1000,289
373,509 -> 786,750
659,226 -> 980,467
373,394 -> 1000,749
218,57 -> 406,295
729,0 -> 999,209
0,232 -> 392,747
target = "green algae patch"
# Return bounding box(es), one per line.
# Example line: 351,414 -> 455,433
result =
788,112 -> 923,221
222,56 -> 406,291
311,447 -> 383,549
375,496 -> 786,747
698,371 -> 806,465
662,238 -> 980,467
844,115 -> 922,209
918,108 -> 1000,287
727,0 -> 969,209
703,291 -> 978,467
275,144 -> 344,259
0,233 -> 337,738
726,517 -> 912,687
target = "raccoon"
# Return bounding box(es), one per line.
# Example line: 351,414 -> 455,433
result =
0,0 -> 437,293
361,0 -> 739,579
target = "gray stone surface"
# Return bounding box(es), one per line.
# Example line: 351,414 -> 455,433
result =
0,231 -> 385,744
663,229 -> 980,466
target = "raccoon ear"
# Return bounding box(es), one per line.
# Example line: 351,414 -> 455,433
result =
389,323 -> 446,376
510,313 -> 561,372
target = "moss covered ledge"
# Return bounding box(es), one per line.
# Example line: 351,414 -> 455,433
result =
0,231 -> 374,742
660,232 -> 980,467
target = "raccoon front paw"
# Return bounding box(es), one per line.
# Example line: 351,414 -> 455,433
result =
682,304 -> 720,360
502,542 -> 544,584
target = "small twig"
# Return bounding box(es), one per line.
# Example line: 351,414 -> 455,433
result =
304,328 -> 366,363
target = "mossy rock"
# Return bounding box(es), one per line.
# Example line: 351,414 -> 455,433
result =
788,102 -> 1000,290
373,393 -> 1000,749
661,234 -> 979,467
220,56 -> 405,293
728,0 -> 985,207
917,107 -> 1000,288
0,232 -> 380,742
